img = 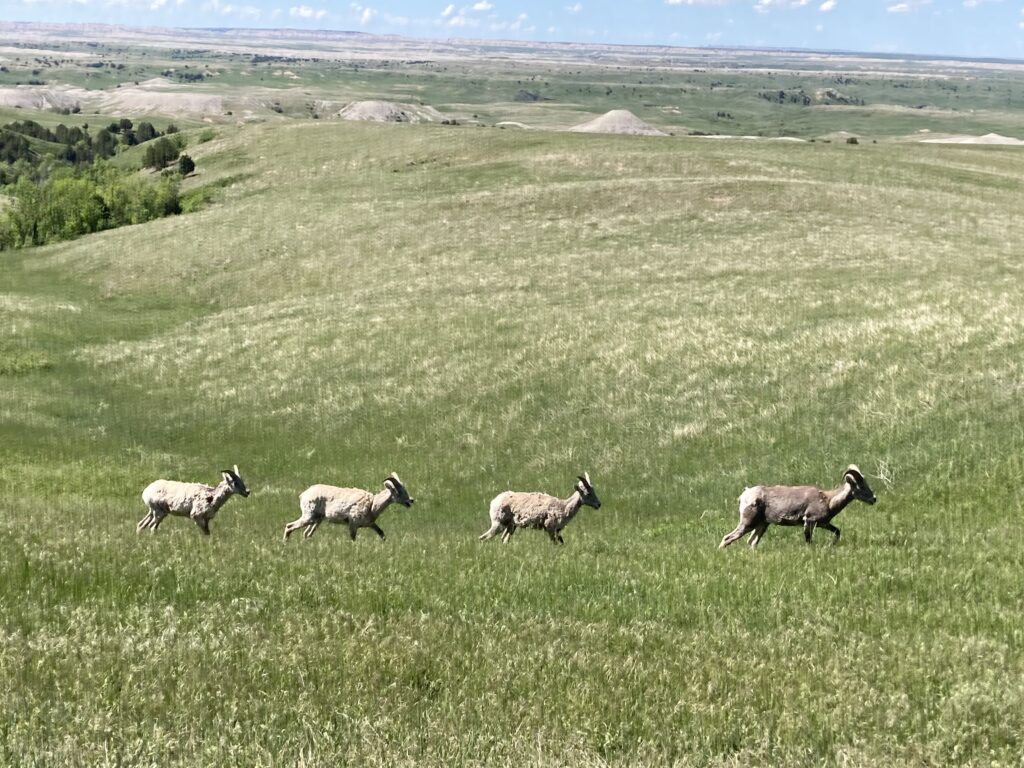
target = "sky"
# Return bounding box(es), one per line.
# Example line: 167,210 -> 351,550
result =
3,0 -> 1024,60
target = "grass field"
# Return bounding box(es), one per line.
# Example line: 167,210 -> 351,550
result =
3,114 -> 1024,765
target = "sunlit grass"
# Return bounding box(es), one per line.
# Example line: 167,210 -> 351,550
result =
2,120 -> 1024,766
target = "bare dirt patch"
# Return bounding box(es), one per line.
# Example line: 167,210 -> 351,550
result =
335,100 -> 446,123
0,85 -> 83,111
919,132 -> 1024,145
568,109 -> 668,136
0,79 -> 223,117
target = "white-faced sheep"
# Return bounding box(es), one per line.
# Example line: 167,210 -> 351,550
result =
479,473 -> 601,545
283,473 -> 414,542
719,464 -> 876,549
137,465 -> 250,536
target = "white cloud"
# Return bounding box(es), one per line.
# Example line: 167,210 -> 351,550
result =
566,2 -> 582,11
348,2 -> 374,23
472,0 -> 492,9
754,0 -> 811,12
887,0 -> 930,11
441,2 -> 454,16
201,0 -> 259,17
290,4 -> 326,18
819,0 -> 835,10
665,0 -> 728,5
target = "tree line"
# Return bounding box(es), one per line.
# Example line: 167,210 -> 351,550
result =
0,117 -> 199,250
0,166 -> 181,249
0,118 -> 189,184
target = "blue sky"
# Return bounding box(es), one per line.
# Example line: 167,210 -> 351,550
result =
4,0 -> 1023,60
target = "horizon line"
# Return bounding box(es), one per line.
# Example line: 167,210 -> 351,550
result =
3,20 -> 1023,68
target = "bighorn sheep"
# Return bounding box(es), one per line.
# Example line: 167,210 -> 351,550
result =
283,473 -> 414,541
137,465 -> 250,536
719,464 -> 876,549
479,473 -> 601,545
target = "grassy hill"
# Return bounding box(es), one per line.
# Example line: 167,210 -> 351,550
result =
2,120 -> 1023,765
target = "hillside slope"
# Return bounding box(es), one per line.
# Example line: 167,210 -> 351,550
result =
2,122 -> 1023,765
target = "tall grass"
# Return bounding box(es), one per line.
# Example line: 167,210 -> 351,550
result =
2,121 -> 1023,766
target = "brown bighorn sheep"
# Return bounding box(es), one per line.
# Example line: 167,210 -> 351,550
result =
137,465 -> 250,536
283,473 -> 414,541
720,464 -> 876,549
479,473 -> 601,545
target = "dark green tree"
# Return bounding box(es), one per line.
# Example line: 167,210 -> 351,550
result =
94,128 -> 117,159
136,122 -> 157,143
143,137 -> 179,170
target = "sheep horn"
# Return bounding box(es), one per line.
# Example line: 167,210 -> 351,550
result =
577,474 -> 592,492
844,465 -> 864,484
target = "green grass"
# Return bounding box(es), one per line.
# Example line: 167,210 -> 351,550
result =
2,119 -> 1024,766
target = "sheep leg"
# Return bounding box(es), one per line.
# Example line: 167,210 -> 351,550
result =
747,523 -> 769,549
546,528 -> 561,545
194,517 -> 211,536
370,523 -> 386,541
348,524 -> 358,541
719,521 -> 755,549
720,499 -> 761,548
149,512 -> 167,532
283,517 -> 308,541
136,511 -> 154,532
303,520 -> 320,539
818,522 -> 841,543
803,520 -> 816,544
479,522 -> 503,541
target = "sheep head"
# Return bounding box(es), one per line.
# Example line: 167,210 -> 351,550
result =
221,465 -> 250,497
576,472 -> 601,509
843,464 -> 876,505
384,472 -> 415,507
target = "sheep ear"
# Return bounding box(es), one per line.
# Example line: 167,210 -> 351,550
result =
577,474 -> 593,493
233,464 -> 240,477
389,472 -> 402,486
